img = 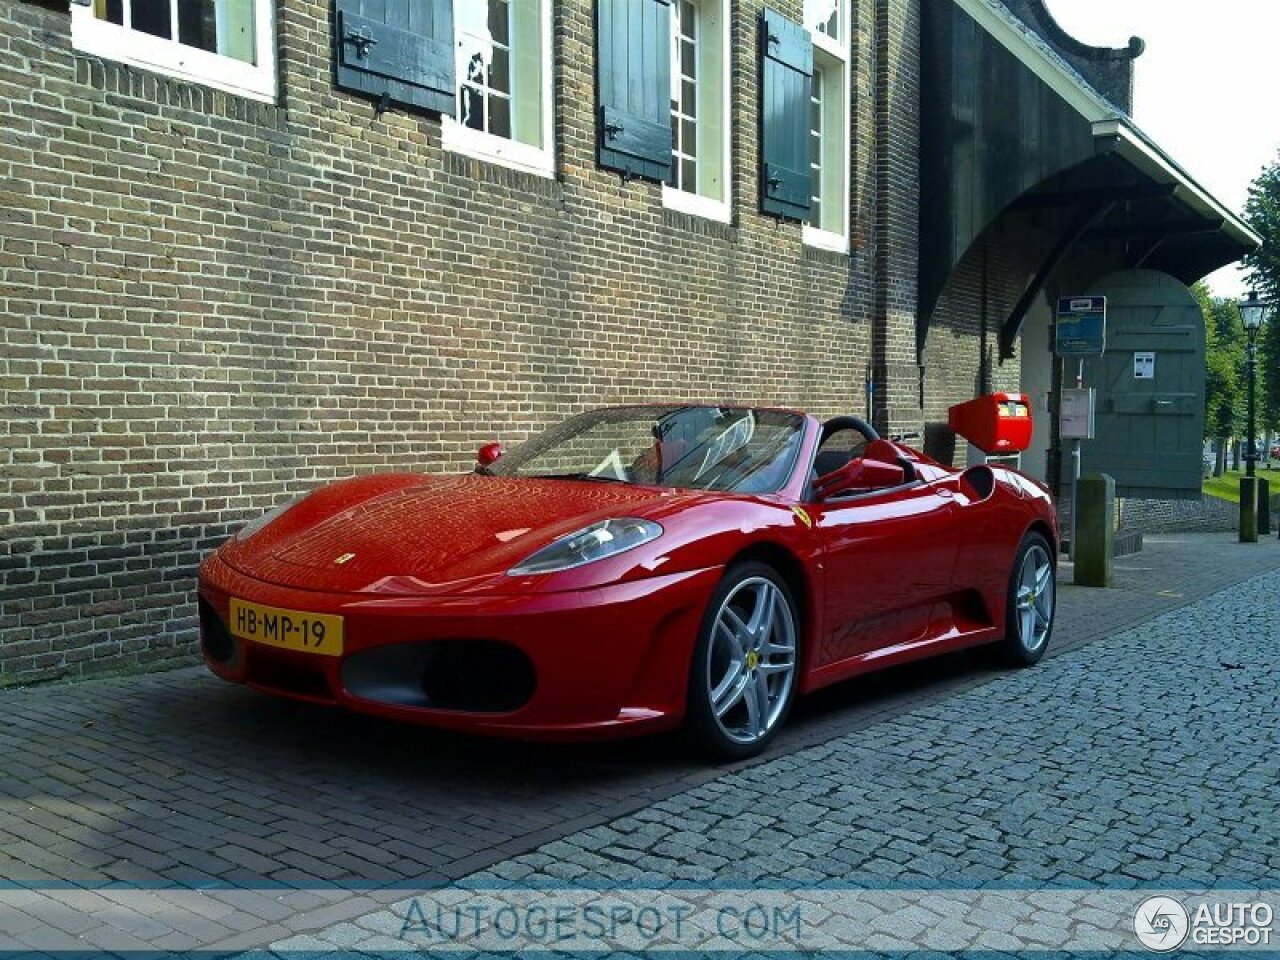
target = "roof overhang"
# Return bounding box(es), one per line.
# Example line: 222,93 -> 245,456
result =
1092,119 -> 1261,250
920,0 -> 1261,360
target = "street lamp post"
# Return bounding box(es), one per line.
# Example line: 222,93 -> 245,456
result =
1238,290 -> 1268,542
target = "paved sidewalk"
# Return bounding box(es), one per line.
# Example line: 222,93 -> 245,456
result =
0,533 -> 1277,952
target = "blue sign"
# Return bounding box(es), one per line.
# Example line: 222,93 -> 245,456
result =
1055,296 -> 1106,356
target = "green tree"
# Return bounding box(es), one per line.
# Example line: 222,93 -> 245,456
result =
1243,157 -> 1280,441
1196,282 -> 1244,472
1197,285 -> 1232,437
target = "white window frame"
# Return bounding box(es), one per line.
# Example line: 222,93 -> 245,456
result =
661,0 -> 732,224
441,0 -> 555,179
69,0 -> 276,103
801,3 -> 850,253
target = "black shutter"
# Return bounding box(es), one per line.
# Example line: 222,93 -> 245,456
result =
596,0 -> 673,181
759,8 -> 812,220
334,0 -> 453,115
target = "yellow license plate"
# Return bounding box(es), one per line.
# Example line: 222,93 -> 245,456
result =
229,599 -> 344,656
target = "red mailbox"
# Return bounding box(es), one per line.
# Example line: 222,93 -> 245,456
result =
947,393 -> 1033,454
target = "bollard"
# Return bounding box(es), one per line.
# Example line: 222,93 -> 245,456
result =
1259,478 -> 1271,536
1239,476 -> 1258,543
1073,473 -> 1114,588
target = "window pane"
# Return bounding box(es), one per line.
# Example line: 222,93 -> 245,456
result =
179,0 -> 211,51
680,0 -> 694,37
461,49 -> 488,88
489,95 -> 512,139
132,0 -> 173,40
809,68 -> 824,229
490,46 -> 510,94
489,0 -> 510,45
681,158 -> 696,190
680,37 -> 696,78
682,79 -> 696,117
458,0 -> 541,147
460,85 -> 485,130
96,0 -> 124,26
803,0 -> 841,41
457,0 -> 500,133
213,0 -> 256,62
507,0 -> 543,147
681,118 -> 696,154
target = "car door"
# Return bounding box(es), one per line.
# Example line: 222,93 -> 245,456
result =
806,476 -> 960,670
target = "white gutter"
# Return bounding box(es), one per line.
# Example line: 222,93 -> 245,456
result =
1092,119 -> 1263,249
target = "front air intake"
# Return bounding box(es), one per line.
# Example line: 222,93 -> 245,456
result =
341,640 -> 535,713
198,598 -> 234,664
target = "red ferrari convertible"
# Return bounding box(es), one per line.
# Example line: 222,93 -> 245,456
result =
198,405 -> 1057,758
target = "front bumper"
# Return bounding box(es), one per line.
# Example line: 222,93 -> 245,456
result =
196,554 -> 720,740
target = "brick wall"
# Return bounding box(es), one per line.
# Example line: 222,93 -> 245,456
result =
1117,495 -> 1277,535
921,231 -> 1029,466
870,0 -> 921,433
0,0 -> 958,684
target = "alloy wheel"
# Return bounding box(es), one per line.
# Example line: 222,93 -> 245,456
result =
1014,543 -> 1054,652
706,576 -> 797,744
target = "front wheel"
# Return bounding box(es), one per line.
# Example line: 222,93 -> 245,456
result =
998,532 -> 1056,666
684,562 -> 800,760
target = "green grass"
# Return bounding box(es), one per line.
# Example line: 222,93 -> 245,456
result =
1203,466 -> 1280,503
1204,469 -> 1245,503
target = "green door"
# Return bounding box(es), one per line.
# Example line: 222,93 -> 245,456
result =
1065,270 -> 1206,500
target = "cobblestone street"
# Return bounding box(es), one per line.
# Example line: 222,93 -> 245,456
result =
260,545 -> 1279,953
1,533 -> 1278,952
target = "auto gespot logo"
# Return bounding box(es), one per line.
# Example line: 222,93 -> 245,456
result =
1134,896 -> 1275,951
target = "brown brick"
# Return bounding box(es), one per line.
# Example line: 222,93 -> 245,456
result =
0,0 -> 1026,684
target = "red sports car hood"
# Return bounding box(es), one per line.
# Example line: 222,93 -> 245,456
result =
221,474 -> 705,594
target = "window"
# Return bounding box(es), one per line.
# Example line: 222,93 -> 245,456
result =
668,0 -> 697,193
70,0 -> 275,101
662,0 -> 731,222
443,0 -> 554,177
801,0 -> 849,250
806,0 -> 839,41
808,66 -> 823,228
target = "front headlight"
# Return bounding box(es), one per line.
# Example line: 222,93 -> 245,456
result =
234,496 -> 301,542
508,518 -> 663,575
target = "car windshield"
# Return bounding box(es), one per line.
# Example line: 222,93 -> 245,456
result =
487,406 -> 806,494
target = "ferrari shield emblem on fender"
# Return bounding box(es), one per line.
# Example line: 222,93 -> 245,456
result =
333,552 -> 356,565
791,507 -> 812,528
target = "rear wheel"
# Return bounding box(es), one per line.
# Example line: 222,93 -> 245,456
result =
685,562 -> 800,760
999,532 -> 1055,666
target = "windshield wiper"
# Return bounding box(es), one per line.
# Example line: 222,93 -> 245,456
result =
525,472 -> 630,484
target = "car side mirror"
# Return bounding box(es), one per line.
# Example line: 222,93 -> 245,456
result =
813,457 -> 905,500
477,442 -> 504,467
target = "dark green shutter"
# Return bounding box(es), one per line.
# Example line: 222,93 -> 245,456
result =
334,0 -> 453,115
596,0 -> 673,181
759,8 -> 812,220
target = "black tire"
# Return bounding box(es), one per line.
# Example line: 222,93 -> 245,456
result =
684,561 -> 800,761
997,531 -> 1056,666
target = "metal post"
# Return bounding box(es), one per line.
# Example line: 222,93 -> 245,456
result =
1239,325 -> 1259,542
1246,332 -> 1258,479
1240,327 -> 1260,543
1068,358 -> 1083,562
